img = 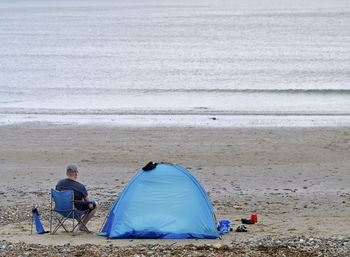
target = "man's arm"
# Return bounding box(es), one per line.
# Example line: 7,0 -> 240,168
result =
80,183 -> 89,201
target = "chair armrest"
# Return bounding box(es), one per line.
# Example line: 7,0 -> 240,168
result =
52,208 -> 77,211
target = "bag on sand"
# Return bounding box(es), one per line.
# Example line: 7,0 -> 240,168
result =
218,220 -> 231,234
31,205 -> 48,234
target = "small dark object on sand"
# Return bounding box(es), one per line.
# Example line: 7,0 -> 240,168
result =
236,225 -> 247,232
142,162 -> 158,171
242,218 -> 255,224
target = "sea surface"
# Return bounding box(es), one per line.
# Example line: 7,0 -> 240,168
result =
0,0 -> 349,127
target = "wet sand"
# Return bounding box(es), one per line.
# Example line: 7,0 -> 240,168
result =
0,124 -> 349,255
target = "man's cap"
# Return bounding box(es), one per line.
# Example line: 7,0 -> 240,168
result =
67,164 -> 78,172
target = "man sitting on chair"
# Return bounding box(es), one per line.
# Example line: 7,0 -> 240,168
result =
56,164 -> 97,233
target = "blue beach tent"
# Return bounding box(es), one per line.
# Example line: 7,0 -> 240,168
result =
99,163 -> 219,239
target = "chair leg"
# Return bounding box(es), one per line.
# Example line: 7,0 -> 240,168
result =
51,213 -> 61,235
50,211 -> 88,236
50,197 -> 53,234
31,212 -> 34,235
59,219 -> 70,233
52,223 -> 61,235
52,220 -> 62,235
51,213 -> 71,235
72,212 -> 75,236
75,216 -> 89,232
52,216 -> 70,234
50,211 -> 53,235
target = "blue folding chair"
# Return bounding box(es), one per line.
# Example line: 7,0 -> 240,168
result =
50,189 -> 92,235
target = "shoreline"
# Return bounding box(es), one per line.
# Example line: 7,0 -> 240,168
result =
2,106 -> 350,115
2,114 -> 350,128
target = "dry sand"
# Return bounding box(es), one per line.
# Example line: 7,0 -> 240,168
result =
0,124 -> 349,254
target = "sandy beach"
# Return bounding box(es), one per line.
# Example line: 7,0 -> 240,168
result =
0,124 -> 349,256
1,0 -> 350,255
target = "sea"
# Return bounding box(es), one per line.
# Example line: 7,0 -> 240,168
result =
0,0 -> 349,127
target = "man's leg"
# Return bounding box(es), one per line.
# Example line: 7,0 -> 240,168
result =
79,203 -> 98,232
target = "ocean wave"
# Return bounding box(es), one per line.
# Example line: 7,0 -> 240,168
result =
1,87 -> 350,95
134,88 -> 350,94
1,108 -> 350,116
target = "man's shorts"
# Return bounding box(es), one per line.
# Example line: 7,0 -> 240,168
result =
75,201 -> 97,212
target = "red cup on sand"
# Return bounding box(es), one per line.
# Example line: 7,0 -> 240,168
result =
250,214 -> 258,223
